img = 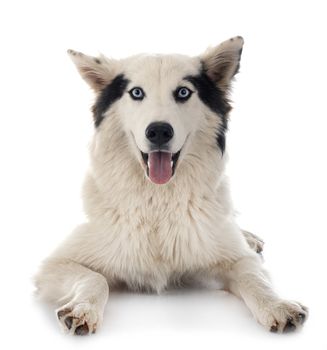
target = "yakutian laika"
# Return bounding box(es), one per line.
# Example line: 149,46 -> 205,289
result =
35,36 -> 308,335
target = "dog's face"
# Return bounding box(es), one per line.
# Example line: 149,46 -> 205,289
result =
69,37 -> 243,184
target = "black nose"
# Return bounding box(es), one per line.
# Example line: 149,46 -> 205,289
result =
145,122 -> 174,145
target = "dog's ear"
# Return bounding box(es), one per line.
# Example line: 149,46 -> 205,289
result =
67,49 -> 116,92
201,36 -> 244,90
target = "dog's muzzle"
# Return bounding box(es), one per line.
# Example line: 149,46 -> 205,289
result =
139,122 -> 179,185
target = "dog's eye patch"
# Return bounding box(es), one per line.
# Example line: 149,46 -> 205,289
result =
92,74 -> 129,127
184,70 -> 231,154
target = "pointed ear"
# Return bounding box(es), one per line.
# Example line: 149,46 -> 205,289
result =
67,49 -> 116,92
201,36 -> 244,90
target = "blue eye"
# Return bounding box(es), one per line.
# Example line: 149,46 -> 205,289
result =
174,87 -> 193,102
129,87 -> 145,100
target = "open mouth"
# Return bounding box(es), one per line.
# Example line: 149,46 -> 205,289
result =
141,150 -> 181,185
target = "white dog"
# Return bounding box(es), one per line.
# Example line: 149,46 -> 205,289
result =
35,37 -> 307,335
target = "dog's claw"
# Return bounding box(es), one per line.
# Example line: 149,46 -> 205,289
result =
75,323 -> 89,335
270,324 -> 279,333
64,316 -> 73,330
297,313 -> 306,324
283,317 -> 296,333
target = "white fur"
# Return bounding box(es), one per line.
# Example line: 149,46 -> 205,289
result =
35,37 -> 307,335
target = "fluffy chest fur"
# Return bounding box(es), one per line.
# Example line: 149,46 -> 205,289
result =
74,113 -> 247,292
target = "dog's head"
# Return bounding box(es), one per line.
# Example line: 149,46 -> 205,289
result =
68,37 -> 243,185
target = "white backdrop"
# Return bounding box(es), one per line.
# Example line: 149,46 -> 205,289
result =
0,0 -> 326,349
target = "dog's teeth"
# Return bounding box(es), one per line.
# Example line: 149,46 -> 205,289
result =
171,161 -> 173,167
147,161 -> 150,169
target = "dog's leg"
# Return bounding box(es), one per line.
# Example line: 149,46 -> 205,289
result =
223,255 -> 308,333
242,230 -> 264,254
35,258 -> 109,335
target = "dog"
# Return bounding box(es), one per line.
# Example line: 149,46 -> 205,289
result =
35,36 -> 308,335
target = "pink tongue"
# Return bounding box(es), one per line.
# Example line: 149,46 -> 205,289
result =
148,152 -> 172,184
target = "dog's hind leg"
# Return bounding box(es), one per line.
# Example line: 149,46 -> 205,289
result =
35,258 -> 109,335
242,230 -> 264,254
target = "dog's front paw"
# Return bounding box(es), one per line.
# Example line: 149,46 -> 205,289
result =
262,300 -> 308,333
56,302 -> 101,335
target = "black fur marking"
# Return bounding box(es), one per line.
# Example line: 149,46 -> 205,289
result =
92,74 -> 129,127
185,69 -> 231,154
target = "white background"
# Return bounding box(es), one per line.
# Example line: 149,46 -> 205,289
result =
0,0 -> 326,349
